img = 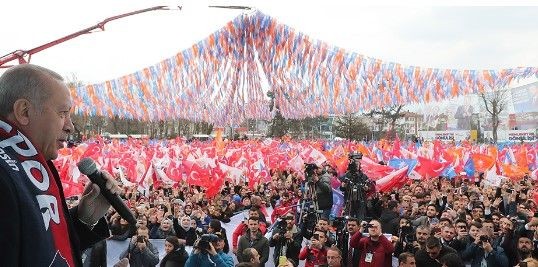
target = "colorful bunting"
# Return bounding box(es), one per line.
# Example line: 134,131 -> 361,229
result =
69,12 -> 538,125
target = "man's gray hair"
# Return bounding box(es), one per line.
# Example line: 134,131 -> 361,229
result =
0,64 -> 64,116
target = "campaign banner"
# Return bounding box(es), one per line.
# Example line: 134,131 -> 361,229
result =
483,130 -> 537,142
511,82 -> 538,113
418,130 -> 470,141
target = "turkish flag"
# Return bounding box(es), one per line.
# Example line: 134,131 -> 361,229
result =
375,167 -> 408,192
416,157 -> 449,179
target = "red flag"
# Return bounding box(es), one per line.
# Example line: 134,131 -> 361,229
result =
392,138 -> 402,158
361,157 -> 395,180
375,167 -> 408,192
416,157 -> 449,179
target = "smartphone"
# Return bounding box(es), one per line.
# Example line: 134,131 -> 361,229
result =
278,256 -> 288,266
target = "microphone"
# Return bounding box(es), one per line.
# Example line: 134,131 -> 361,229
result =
77,158 -> 136,226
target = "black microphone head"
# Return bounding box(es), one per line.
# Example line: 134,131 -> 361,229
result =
78,158 -> 98,176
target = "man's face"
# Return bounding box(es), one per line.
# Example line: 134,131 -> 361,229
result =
326,250 -> 342,267
23,78 -> 74,160
249,211 -> 258,219
285,215 -> 295,228
347,221 -> 359,234
416,229 -> 430,243
137,228 -> 149,239
311,231 -> 327,247
136,216 -> 147,228
453,200 -> 462,211
414,186 -> 424,195
518,238 -> 534,254
165,241 -> 174,254
248,219 -> 259,232
483,222 -> 494,233
500,218 -> 513,232
441,227 -> 455,241
426,245 -> 441,259
400,256 -> 416,267
455,223 -> 467,235
469,225 -> 481,239
317,219 -> 329,231
212,240 -> 223,251
250,249 -> 260,263
368,221 -> 382,237
471,208 -> 484,219
426,206 -> 437,217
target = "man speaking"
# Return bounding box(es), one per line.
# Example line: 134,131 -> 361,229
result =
0,64 -> 120,266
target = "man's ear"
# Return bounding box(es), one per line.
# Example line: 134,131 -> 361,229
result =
12,99 -> 32,126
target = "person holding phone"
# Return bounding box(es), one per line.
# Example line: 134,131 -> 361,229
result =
298,230 -> 328,267
460,227 -> 509,267
119,226 -> 160,267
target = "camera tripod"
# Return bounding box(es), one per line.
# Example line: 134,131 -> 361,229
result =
342,172 -> 368,222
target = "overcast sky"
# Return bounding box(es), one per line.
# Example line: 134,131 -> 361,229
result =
1,0 -> 537,88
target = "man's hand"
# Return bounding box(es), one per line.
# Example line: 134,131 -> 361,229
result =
137,240 -> 147,251
482,240 -> 493,253
284,231 -> 293,240
272,233 -> 280,240
483,198 -> 491,208
207,243 -> 218,256
78,170 -> 121,225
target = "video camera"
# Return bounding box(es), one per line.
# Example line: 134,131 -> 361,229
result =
195,234 -> 219,253
304,163 -> 319,182
333,216 -> 350,232
347,152 -> 363,173
400,225 -> 415,243
275,215 -> 293,231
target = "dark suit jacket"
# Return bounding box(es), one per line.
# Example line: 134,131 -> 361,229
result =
0,160 -> 110,267
340,232 -> 361,267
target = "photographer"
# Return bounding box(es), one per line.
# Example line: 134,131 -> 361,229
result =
350,220 -> 393,267
339,152 -> 374,221
299,230 -> 329,267
394,221 -> 427,257
185,232 -> 234,267
269,213 -> 302,265
306,164 -> 333,219
461,227 -> 509,267
119,226 -> 160,267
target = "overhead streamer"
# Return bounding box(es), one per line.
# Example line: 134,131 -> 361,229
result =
71,11 -> 538,125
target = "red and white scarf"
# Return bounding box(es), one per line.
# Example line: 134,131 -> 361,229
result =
0,118 -> 75,266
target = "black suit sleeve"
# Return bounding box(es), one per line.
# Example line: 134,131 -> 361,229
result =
0,169 -> 21,267
69,206 -> 110,251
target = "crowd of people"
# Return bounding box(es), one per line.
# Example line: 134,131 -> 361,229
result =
66,158 -> 538,267
1,64 -> 536,267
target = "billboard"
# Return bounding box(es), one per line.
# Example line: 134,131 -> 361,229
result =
511,82 -> 538,113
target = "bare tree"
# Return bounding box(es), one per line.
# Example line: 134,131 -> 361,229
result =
332,113 -> 371,141
480,89 -> 509,143
366,105 -> 405,140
